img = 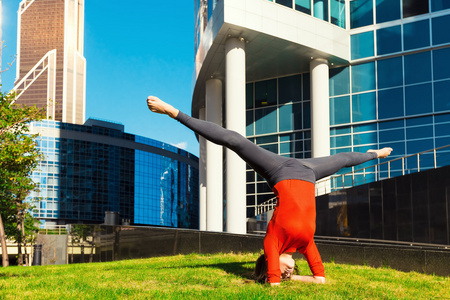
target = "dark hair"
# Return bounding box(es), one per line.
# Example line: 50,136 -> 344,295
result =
254,254 -> 267,284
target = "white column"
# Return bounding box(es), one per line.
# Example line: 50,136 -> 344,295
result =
225,37 -> 246,234
198,108 -> 207,231
310,58 -> 330,158
205,79 -> 223,232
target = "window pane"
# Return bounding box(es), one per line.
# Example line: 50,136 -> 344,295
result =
295,0 -> 311,14
279,103 -> 302,131
379,129 -> 405,143
351,31 -> 374,60
353,132 -> 377,145
330,0 -> 345,28
403,0 -> 429,18
352,62 -> 375,93
403,20 -> 430,51
350,0 -> 374,29
434,80 -> 450,112
376,25 -> 401,55
404,52 -> 431,85
276,0 -> 293,8
376,0 -> 400,23
246,83 -> 254,109
255,79 -> 277,108
331,135 -> 351,148
431,0 -> 450,12
246,110 -> 254,136
405,83 -> 432,116
378,88 -> 404,119
329,67 -> 350,96
330,96 -> 350,125
279,75 -> 301,104
302,73 -> 310,100
377,57 -> 403,89
303,101 -> 311,128
432,15 -> 450,45
406,125 -> 433,140
433,48 -> 450,80
352,92 -> 376,122
314,0 -> 328,21
255,107 -> 277,134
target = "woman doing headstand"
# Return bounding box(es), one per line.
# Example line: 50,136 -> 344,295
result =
146,96 -> 393,286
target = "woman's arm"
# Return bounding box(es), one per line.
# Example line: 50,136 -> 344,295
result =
291,275 -> 325,284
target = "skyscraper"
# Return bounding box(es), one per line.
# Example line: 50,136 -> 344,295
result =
14,0 -> 86,124
193,0 -> 450,234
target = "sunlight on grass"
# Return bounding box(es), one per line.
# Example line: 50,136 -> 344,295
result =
0,252 -> 448,299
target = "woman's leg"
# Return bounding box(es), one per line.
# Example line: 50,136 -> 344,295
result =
175,111 -> 286,177
302,148 -> 391,181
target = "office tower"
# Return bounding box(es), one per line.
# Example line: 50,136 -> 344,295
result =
14,0 -> 86,124
193,0 -> 450,234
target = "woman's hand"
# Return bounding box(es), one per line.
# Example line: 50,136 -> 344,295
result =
291,275 -> 326,284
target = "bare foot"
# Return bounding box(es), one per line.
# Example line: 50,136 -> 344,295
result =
367,147 -> 393,158
146,96 -> 179,119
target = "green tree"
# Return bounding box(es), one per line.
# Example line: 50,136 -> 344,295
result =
0,90 -> 45,267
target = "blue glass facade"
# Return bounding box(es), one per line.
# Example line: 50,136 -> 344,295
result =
244,1 -> 450,218
29,120 -> 199,229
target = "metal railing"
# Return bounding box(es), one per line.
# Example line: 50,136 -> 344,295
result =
38,225 -> 69,235
255,145 -> 450,216
316,144 -> 450,196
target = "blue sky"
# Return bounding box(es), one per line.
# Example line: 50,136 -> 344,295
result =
1,0 -> 200,156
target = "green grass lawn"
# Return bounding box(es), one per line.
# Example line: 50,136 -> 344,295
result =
0,252 -> 448,299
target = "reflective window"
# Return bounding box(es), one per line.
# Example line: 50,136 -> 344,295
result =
405,83 -> 432,116
432,15 -> 450,45
303,101 -> 311,128
375,0 -> 400,23
352,62 -> 375,93
330,0 -> 345,28
431,0 -> 450,11
379,128 -> 405,143
352,92 -> 376,122
377,57 -> 403,89
433,48 -> 450,80
331,135 -> 351,148
279,75 -> 301,104
246,110 -> 254,136
330,96 -> 350,125
295,0 -> 311,14
303,73 -> 311,100
246,83 -> 254,109
276,0 -> 292,8
376,25 -> 401,55
404,52 -> 431,84
406,139 -> 433,154
255,79 -> 277,108
314,0 -> 328,21
353,132 -> 377,145
351,31 -> 374,59
350,0 -> 373,29
255,107 -> 277,134
406,125 -> 433,140
279,103 -> 302,131
329,67 -> 350,96
434,80 -> 450,112
403,20 -> 430,51
378,88 -> 404,119
403,0 -> 429,18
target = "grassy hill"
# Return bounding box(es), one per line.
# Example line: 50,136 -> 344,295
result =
0,252 -> 448,299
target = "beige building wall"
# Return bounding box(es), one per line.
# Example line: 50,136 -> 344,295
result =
14,0 -> 86,124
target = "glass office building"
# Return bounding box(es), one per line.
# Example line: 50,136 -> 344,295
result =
192,0 -> 450,233
28,119 -> 199,229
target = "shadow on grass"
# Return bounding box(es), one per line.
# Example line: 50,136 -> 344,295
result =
154,261 -> 256,281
